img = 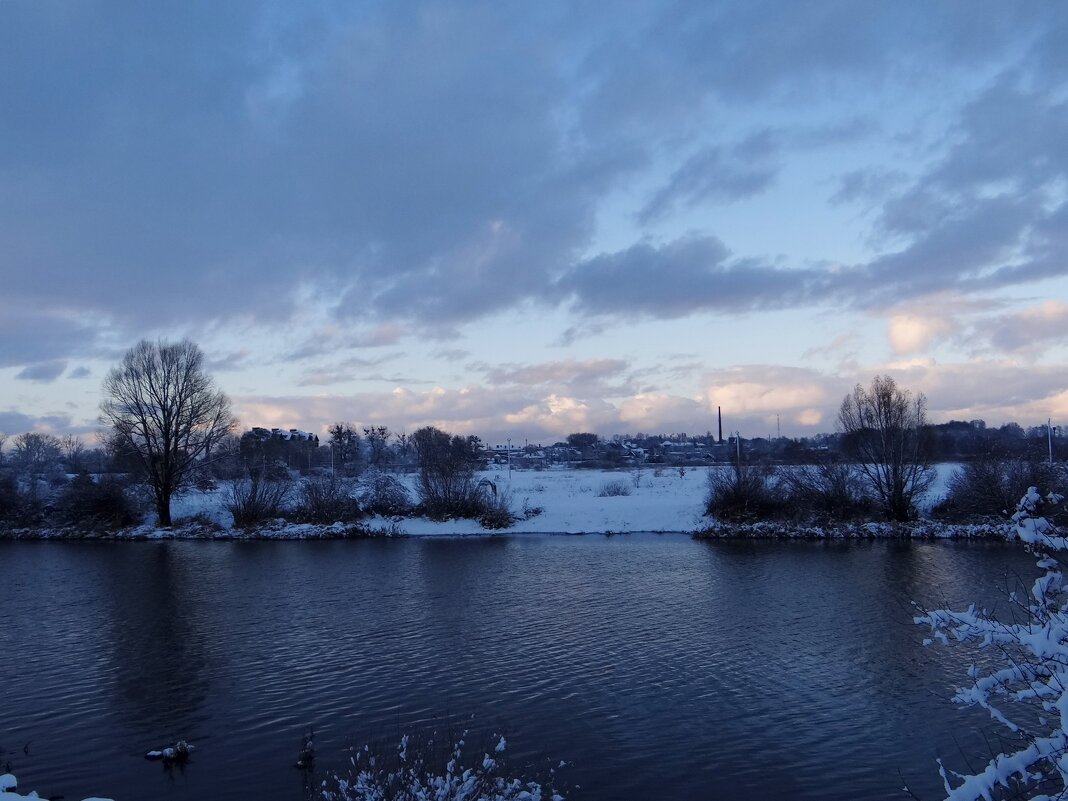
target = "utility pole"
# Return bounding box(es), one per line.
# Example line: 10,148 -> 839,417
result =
1050,418 -> 1056,466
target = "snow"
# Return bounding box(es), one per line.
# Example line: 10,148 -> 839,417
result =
3,463 -> 973,540
916,489 -> 1068,800
0,774 -> 113,801
391,467 -> 710,535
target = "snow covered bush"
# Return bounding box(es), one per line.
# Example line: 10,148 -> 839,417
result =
915,487 -> 1068,800
358,470 -> 413,517
597,479 -> 631,497
319,731 -> 566,801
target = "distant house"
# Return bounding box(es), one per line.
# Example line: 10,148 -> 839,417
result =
246,427 -> 319,445
240,427 -> 319,471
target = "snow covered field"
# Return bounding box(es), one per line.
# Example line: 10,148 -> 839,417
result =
2,464 -> 967,540
164,463 -> 963,537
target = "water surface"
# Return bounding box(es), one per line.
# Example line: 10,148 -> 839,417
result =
0,535 -> 1037,800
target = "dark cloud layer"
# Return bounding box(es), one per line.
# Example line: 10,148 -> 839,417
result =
1,1 -> 1066,369
557,236 -> 825,319
15,360 -> 68,383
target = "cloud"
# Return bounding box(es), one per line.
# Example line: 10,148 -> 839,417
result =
848,80 -> 1068,306
702,365 -> 845,432
986,301 -> 1068,353
871,359 -> 1068,424
0,302 -> 103,369
0,410 -> 78,436
638,132 -> 779,223
887,315 -> 955,355
15,360 -> 68,383
618,393 -> 708,433
205,349 -> 252,372
297,352 -> 407,387
556,235 -> 825,320
1,2 -> 1060,352
66,366 -> 92,379
829,168 -> 908,207
482,358 -> 629,389
432,348 -> 470,363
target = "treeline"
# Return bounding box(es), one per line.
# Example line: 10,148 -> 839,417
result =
703,377 -> 1065,526
0,423 -> 526,533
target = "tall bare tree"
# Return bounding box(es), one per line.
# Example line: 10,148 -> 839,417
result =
61,433 -> 86,472
838,374 -> 933,521
12,432 -> 62,492
411,426 -> 482,515
364,425 -> 391,467
100,339 -> 235,526
328,422 -> 361,475
0,431 -> 7,467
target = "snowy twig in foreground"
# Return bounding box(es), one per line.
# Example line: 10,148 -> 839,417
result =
319,730 -> 567,801
916,488 -> 1068,801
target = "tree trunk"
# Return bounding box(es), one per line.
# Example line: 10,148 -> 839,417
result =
157,489 -> 172,527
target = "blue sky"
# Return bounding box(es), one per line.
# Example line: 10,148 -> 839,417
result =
2,1 -> 1067,445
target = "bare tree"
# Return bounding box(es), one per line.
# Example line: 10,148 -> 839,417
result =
328,422 -> 361,475
12,432 -> 62,478
837,374 -> 933,521
0,431 -> 7,467
100,339 -> 235,526
61,433 -> 86,472
364,426 -> 391,467
412,426 -> 483,517
8,432 -> 61,506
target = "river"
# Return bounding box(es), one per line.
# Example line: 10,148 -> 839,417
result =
0,535 -> 1037,800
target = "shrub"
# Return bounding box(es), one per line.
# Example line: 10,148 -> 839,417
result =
227,469 -> 291,527
358,470 -> 414,517
778,460 -> 874,522
520,497 -> 544,519
173,512 -> 223,533
412,427 -> 484,519
53,472 -> 139,531
598,479 -> 632,497
293,474 -> 361,524
0,474 -> 41,527
705,462 -> 785,522
477,485 -> 515,529
934,452 -> 1063,521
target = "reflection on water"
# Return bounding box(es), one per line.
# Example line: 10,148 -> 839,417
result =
100,545 -> 212,729
0,536 -> 1038,800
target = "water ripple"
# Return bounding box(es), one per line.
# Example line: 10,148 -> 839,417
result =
0,536 -> 1035,800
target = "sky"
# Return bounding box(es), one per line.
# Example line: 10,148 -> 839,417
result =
2,1 -> 1068,446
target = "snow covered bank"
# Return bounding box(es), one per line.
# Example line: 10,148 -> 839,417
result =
0,465 -> 972,540
694,520 -> 1005,540
0,773 -> 112,801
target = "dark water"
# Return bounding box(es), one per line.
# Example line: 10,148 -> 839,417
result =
0,535 -> 1039,800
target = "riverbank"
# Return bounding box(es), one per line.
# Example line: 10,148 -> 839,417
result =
0,464 -> 993,541
1,773 -> 112,801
